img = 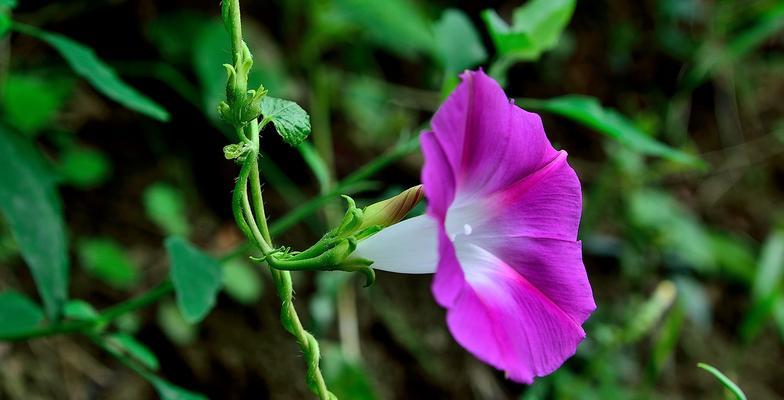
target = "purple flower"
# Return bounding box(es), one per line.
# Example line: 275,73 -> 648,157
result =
355,70 -> 595,383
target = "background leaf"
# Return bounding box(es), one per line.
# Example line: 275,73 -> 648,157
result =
142,183 -> 190,237
63,299 -> 99,322
697,363 -> 747,400
166,236 -> 222,324
57,146 -> 112,189
261,96 -> 311,146
0,73 -> 73,135
221,259 -> 263,305
77,237 -> 139,289
0,127 -> 68,318
521,95 -> 705,167
333,0 -> 434,57
482,0 -> 575,61
433,9 -> 487,73
14,24 -> 169,122
0,291 -> 44,337
107,333 -> 160,371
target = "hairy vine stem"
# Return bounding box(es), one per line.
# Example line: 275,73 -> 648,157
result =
224,1 -> 334,398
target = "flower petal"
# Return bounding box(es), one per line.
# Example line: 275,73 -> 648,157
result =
430,70 -> 559,198
421,130 -> 456,220
474,151 -> 582,242
353,214 -> 438,274
442,238 -> 591,383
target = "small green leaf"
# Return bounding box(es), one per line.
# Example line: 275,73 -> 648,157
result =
142,183 -> 190,237
0,291 -> 44,337
78,238 -> 139,289
297,142 -> 331,191
261,96 -> 311,146
434,9 -> 487,73
0,73 -> 73,135
751,229 -> 784,302
697,363 -> 747,400
0,127 -> 68,319
166,236 -> 222,324
107,333 -> 160,371
157,300 -> 197,345
63,299 -> 99,321
0,14 -> 11,37
58,146 -> 112,189
221,259 -> 262,305
322,344 -> 378,400
520,96 -> 705,167
150,376 -> 207,400
482,0 -> 576,61
14,24 -> 169,121
333,0 -> 434,57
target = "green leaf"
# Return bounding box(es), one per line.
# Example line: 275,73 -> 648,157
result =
433,9 -> 487,73
751,229 -> 784,302
77,238 -> 139,289
107,333 -> 160,371
0,0 -> 17,9
685,3 -> 784,89
145,12 -> 212,63
58,146 -> 112,189
14,24 -> 169,121
157,300 -> 197,345
297,142 -> 331,191
520,96 -> 705,167
0,14 -> 10,37
221,259 -> 263,305
0,73 -> 73,135
322,344 -> 378,400
482,0 -> 576,61
629,189 -> 715,271
0,128 -> 68,319
0,291 -> 44,337
166,236 -> 222,324
150,376 -> 207,400
697,363 -> 747,400
63,299 -> 99,321
261,96 -> 311,146
142,183 -> 190,237
740,229 -> 784,341
333,0 -> 434,57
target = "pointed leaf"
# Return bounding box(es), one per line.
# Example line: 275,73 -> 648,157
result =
0,291 -> 44,337
0,127 -> 68,318
261,96 -> 311,146
107,333 -> 160,371
166,236 -> 222,324
697,363 -> 747,400
520,96 -> 706,167
482,0 -> 575,61
151,376 -> 208,400
63,299 -> 99,322
221,259 -> 263,305
142,183 -> 190,236
78,238 -> 139,289
433,9 -> 487,73
14,24 -> 169,121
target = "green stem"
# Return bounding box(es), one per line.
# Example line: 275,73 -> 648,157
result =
0,281 -> 173,341
0,135 -> 416,343
226,0 -> 244,67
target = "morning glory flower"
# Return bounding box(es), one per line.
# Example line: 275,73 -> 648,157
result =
355,70 -> 596,383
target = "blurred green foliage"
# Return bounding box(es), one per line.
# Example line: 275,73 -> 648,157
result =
0,0 -> 783,398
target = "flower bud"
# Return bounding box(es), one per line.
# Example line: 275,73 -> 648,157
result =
359,185 -> 423,231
